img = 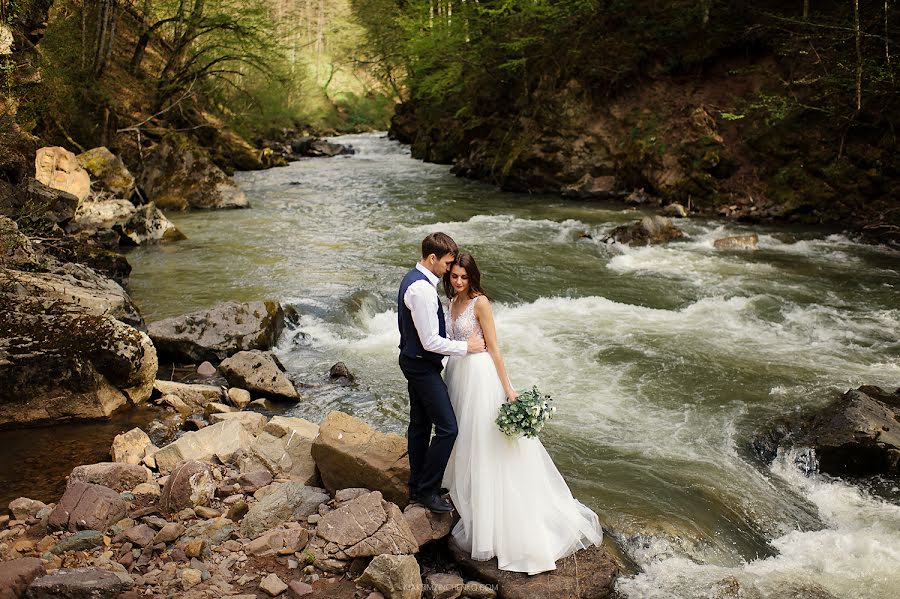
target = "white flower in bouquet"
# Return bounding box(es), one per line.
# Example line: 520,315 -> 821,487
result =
495,386 -> 555,438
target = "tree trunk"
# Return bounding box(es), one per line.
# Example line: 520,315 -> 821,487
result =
886,0 -> 892,79
95,1 -> 119,78
854,0 -> 862,112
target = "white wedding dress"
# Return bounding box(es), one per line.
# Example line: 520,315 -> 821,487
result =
441,295 -> 603,575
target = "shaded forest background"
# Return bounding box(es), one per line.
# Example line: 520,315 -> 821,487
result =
2,0 -> 899,241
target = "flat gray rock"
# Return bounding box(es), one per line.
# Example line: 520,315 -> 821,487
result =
26,567 -> 132,598
148,300 -> 284,363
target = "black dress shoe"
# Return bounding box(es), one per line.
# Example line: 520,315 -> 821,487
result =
420,493 -> 454,513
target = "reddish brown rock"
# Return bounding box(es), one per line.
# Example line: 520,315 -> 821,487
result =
48,482 -> 126,533
287,580 -> 313,597
159,460 -> 216,515
402,504 -> 456,548
67,462 -> 150,492
449,539 -> 618,599
0,557 -> 45,599
120,524 -> 156,547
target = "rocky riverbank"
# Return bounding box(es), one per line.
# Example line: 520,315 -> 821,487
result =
390,68 -> 900,249
0,404 -> 620,599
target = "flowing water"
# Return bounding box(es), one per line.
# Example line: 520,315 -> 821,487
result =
125,133 -> 900,598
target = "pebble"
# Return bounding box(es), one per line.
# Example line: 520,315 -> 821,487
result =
306,514 -> 320,524
195,506 -> 221,519
222,539 -> 243,552
183,539 -> 204,558
259,573 -> 288,596
288,580 -> 314,597
181,568 -> 203,590
197,361 -> 217,376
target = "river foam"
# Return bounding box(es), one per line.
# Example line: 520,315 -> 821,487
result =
616,449 -> 900,599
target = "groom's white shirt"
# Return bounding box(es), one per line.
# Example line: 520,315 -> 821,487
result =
404,263 -> 468,357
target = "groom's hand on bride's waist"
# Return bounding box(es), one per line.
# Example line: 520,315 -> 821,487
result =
466,335 -> 487,353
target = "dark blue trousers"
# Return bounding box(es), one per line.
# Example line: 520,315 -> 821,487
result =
399,354 -> 458,498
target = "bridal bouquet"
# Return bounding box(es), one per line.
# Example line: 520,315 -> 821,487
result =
496,386 -> 556,438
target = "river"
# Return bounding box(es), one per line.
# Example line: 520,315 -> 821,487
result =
124,133 -> 899,597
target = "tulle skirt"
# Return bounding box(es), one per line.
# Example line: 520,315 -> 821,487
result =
442,352 -> 603,575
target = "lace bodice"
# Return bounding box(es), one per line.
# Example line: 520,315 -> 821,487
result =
447,296 -> 483,341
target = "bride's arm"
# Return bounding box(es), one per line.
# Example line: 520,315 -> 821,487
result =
474,298 -> 518,402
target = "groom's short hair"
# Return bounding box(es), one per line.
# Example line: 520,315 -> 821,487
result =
422,232 -> 458,259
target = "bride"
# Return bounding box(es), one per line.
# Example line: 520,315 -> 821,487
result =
441,252 -> 603,575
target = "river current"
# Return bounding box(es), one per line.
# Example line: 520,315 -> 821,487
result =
125,133 -> 900,598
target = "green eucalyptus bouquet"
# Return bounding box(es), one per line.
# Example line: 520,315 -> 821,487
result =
496,386 -> 556,438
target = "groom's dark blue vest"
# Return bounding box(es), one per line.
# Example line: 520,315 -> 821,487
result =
398,268 -> 445,367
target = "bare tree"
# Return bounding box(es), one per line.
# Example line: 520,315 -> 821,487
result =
854,0 -> 862,112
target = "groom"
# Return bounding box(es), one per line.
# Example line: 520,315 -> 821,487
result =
398,232 -> 486,513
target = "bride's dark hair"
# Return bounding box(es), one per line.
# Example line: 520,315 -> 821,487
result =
443,252 -> 490,301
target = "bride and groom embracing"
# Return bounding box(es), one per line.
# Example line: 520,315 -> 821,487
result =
397,232 -> 603,575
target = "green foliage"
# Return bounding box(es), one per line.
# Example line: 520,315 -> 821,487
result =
749,92 -> 793,126
350,0 -> 900,145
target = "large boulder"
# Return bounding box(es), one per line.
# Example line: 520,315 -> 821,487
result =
5,261 -> 143,328
713,233 -> 759,250
240,482 -> 328,539
311,411 -> 411,507
449,540 -> 618,599
76,147 -> 135,198
305,139 -> 355,157
19,179 -> 80,224
159,460 -> 216,514
137,132 -> 249,210
219,350 -> 300,401
209,410 -> 268,434
34,147 -> 91,203
148,300 -> 285,363
357,554 -> 422,599
117,202 -> 184,245
314,491 -> 417,558
152,380 -> 222,412
153,419 -> 254,473
67,199 -> 182,246
0,298 -> 157,429
48,481 -> 127,532
238,416 -> 318,481
68,462 -> 151,492
798,386 -> 900,476
192,110 -> 265,172
110,427 -> 154,465
604,216 -> 684,246
66,198 -> 136,234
